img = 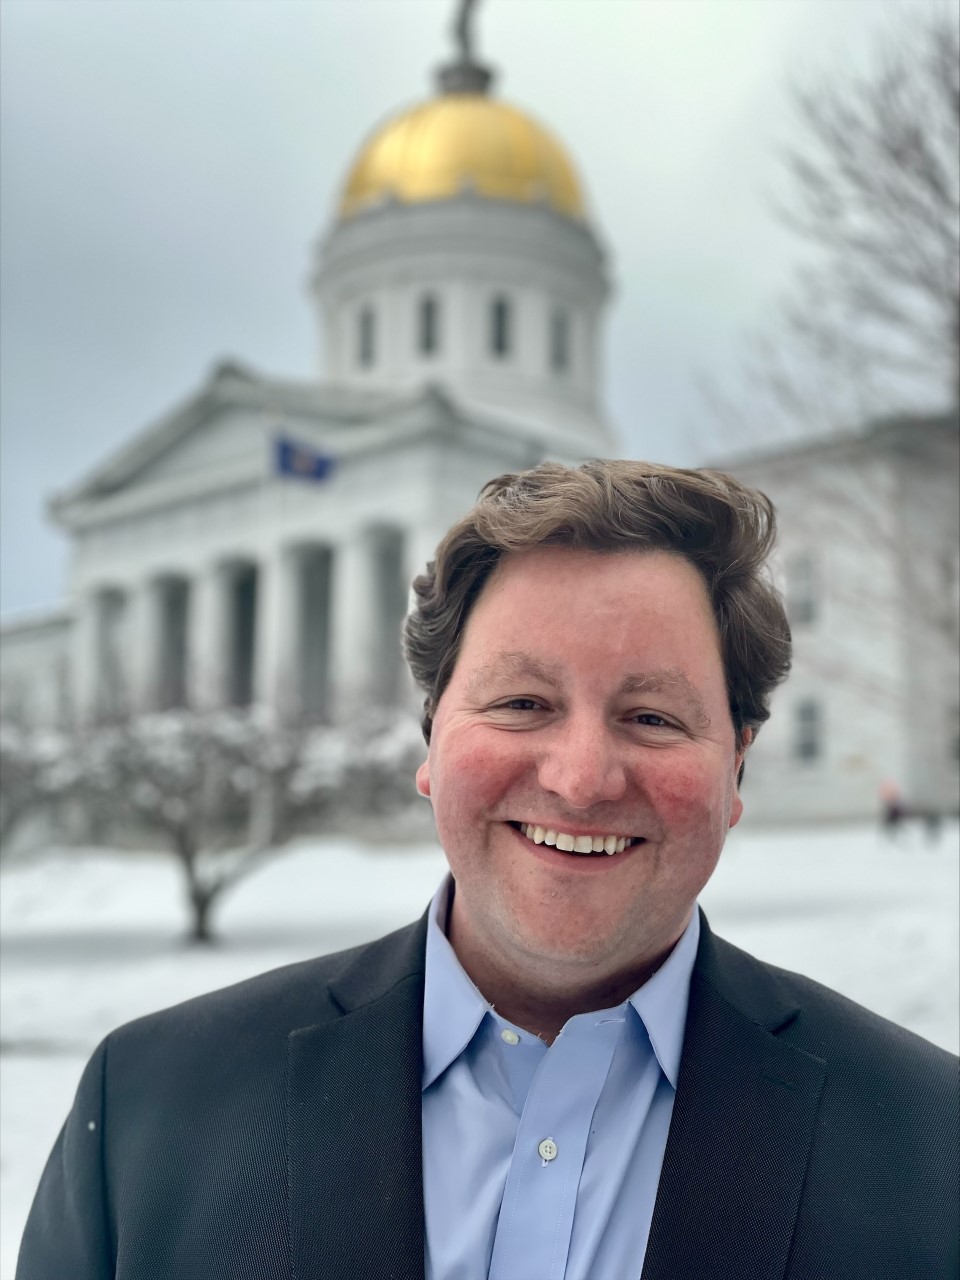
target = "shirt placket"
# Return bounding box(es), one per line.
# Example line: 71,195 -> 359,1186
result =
488,1016 -> 623,1280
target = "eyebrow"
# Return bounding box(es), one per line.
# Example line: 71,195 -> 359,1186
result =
465,651 -> 565,697
618,669 -> 711,728
466,652 -> 711,727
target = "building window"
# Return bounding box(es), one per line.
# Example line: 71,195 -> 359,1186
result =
357,306 -> 376,368
550,309 -> 569,373
418,295 -> 440,356
490,296 -> 512,359
786,552 -> 817,627
793,699 -> 822,762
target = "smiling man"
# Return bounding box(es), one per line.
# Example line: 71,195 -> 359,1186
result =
18,460 -> 958,1280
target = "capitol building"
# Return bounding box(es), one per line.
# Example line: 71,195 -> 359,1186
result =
2,15 -> 958,825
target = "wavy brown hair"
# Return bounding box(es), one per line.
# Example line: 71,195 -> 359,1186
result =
403,459 -> 792,756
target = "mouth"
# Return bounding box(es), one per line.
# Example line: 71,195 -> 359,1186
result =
508,820 -> 642,857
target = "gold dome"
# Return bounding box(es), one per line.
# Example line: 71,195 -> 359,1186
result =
339,94 -> 586,221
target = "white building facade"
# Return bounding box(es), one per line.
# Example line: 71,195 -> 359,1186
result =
729,414 -> 960,823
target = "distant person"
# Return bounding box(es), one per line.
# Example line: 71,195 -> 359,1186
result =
880,777 -> 905,837
18,460 -> 958,1278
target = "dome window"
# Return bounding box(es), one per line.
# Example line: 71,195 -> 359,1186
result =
357,306 -> 376,368
490,296 -> 512,360
418,294 -> 440,356
550,309 -> 570,374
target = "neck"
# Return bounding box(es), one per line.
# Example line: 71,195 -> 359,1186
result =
447,909 -> 681,1045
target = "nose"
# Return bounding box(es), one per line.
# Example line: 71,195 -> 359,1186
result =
536,715 -> 628,810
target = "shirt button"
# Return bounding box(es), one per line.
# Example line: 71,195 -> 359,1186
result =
538,1138 -> 558,1162
501,1029 -> 520,1046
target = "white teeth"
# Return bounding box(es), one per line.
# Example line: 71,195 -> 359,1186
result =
517,823 -> 637,856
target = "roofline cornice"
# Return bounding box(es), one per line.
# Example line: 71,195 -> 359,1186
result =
708,409 -> 959,473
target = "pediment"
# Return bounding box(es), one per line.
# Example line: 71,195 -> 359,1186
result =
49,363 -> 572,532
49,365 -> 426,527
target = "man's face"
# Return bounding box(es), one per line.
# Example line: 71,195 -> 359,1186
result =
416,546 -> 748,983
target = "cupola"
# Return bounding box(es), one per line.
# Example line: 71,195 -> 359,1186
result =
311,1 -> 615,449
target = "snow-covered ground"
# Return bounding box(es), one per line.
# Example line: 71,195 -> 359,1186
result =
2,821 -> 958,1277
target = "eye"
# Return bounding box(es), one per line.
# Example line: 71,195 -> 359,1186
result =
630,712 -> 672,728
495,698 -> 544,712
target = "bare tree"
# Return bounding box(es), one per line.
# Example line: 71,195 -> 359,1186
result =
701,8 -> 959,451
0,722 -> 75,852
67,712 -> 295,940
16,706 -> 426,942
689,12 -> 960,823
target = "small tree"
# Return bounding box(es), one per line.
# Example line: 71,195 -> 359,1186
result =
0,722 -> 75,852
70,709 -> 327,942
66,706 -> 425,942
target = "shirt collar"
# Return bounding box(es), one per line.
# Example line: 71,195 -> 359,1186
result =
422,876 -> 491,1090
421,873 -> 699,1092
627,907 -> 699,1088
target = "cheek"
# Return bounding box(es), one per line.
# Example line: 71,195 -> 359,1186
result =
645,756 -> 738,831
432,736 -> 529,822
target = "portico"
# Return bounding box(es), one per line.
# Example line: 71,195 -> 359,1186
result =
69,526 -> 412,726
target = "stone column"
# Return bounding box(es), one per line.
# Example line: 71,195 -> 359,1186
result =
330,530 -> 381,718
126,579 -> 162,713
189,564 -> 229,710
254,546 -> 299,720
72,590 -> 102,726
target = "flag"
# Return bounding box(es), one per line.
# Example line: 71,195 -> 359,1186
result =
274,434 -> 335,483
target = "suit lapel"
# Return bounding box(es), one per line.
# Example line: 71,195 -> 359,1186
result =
287,919 -> 428,1280
642,917 -> 827,1280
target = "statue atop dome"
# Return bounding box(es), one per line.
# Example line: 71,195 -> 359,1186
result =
453,0 -> 479,64
438,0 -> 494,95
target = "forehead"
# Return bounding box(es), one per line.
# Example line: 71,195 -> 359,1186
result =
475,545 -> 712,612
458,546 -> 719,665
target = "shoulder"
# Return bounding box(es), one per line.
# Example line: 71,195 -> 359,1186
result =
702,925 -> 958,1086
103,914 -> 427,1071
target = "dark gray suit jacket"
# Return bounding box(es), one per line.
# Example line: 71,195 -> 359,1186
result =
17,911 -> 959,1279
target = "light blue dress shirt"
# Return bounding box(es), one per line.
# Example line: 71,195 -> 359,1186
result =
421,877 -> 699,1280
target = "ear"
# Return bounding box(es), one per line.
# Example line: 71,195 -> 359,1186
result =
415,759 -> 431,798
728,727 -> 753,829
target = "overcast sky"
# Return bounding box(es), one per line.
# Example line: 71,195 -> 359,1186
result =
0,0 -> 938,617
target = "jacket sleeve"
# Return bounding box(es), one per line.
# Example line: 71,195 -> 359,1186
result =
16,1038 -> 114,1280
